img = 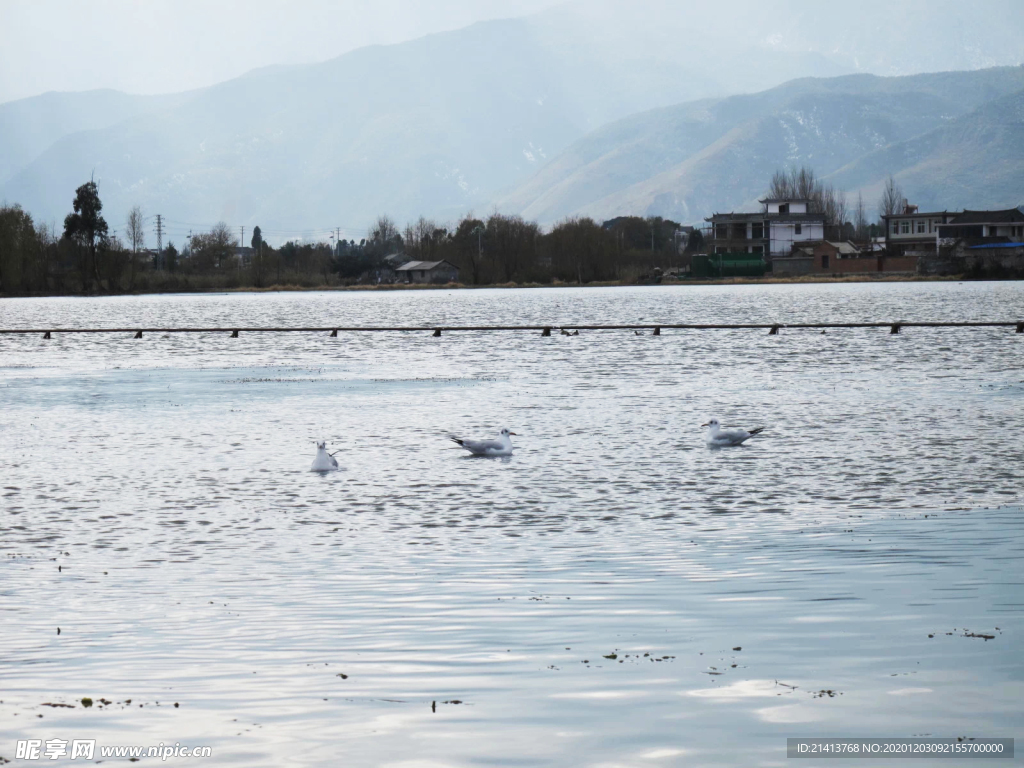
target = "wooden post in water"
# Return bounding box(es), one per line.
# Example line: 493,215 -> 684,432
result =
231,330 -> 239,338
769,325 -> 780,335
432,329 -> 441,337
43,331 -> 51,339
330,329 -> 338,337
1017,322 -> 1023,334
542,327 -> 551,336
134,331 -> 143,339
890,323 -> 901,334
653,327 -> 661,336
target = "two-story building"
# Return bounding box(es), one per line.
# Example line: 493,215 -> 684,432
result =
937,209 -> 1024,242
881,203 -> 956,256
705,199 -> 825,259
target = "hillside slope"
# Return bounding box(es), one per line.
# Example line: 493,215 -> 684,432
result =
497,67 -> 1024,224
825,87 -> 1024,211
0,89 -> 190,185
4,1 -> 1024,237
0,13 -> 852,238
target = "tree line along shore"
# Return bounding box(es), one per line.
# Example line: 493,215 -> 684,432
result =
0,166 -> 1004,297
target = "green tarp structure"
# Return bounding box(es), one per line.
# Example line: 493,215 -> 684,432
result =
691,253 -> 767,278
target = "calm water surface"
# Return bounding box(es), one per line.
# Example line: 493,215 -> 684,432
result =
1,283 -> 1022,766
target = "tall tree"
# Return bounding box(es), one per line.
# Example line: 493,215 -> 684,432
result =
367,215 -> 401,254
251,225 -> 264,287
125,205 -> 145,290
854,192 -> 869,240
544,217 -> 616,284
878,174 -> 904,219
486,213 -> 539,283
190,222 -> 235,272
0,204 -> 42,294
451,216 -> 486,284
63,180 -> 108,291
164,241 -> 179,273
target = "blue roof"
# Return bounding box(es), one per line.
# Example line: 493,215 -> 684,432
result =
968,242 -> 1024,249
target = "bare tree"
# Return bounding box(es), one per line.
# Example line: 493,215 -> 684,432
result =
765,166 -> 847,228
793,166 -> 818,201
403,216 -> 447,260
125,205 -> 145,290
854,192 -> 868,240
878,174 -> 904,219
820,186 -> 847,237
486,213 -> 539,283
369,215 -> 400,249
766,169 -> 794,203
190,222 -> 235,272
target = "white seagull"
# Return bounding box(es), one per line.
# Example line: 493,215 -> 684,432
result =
450,428 -> 518,457
311,441 -> 340,471
702,418 -> 764,447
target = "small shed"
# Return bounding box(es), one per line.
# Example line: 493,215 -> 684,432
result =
394,260 -> 459,284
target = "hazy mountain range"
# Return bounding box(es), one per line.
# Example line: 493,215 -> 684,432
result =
502,67 -> 1024,224
2,1 -> 1023,242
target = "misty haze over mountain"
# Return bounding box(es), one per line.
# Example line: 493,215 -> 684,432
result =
2,0 -> 1023,243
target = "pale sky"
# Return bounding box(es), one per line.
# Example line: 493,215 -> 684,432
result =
0,0 -> 567,104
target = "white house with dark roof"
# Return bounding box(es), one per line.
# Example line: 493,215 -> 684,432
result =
705,198 -> 824,258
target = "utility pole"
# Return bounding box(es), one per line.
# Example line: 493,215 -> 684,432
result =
155,214 -> 164,270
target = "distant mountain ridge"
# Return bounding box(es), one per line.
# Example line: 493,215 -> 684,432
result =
0,89 -> 191,187
498,67 -> 1024,225
1,13 -> 856,239
826,85 -> 1024,213
2,1 -> 1024,239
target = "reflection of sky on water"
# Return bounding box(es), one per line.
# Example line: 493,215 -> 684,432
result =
0,284 -> 1022,765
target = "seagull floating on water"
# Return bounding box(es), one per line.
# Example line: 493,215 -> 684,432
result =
450,428 -> 518,457
311,441 -> 340,471
702,418 -> 764,447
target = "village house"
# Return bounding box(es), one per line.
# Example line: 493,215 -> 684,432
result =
394,259 -> 460,284
881,202 -> 956,256
921,208 -> 1024,276
705,199 -> 825,259
937,208 -> 1024,243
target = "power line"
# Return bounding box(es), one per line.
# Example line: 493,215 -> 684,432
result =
161,217 -> 366,238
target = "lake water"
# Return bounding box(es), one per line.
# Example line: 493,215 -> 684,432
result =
1,283 -> 1022,766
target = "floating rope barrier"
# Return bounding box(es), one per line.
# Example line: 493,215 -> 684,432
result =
1,321 -> 1021,337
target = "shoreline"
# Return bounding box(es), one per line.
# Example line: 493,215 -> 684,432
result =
0,273 -> 985,299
